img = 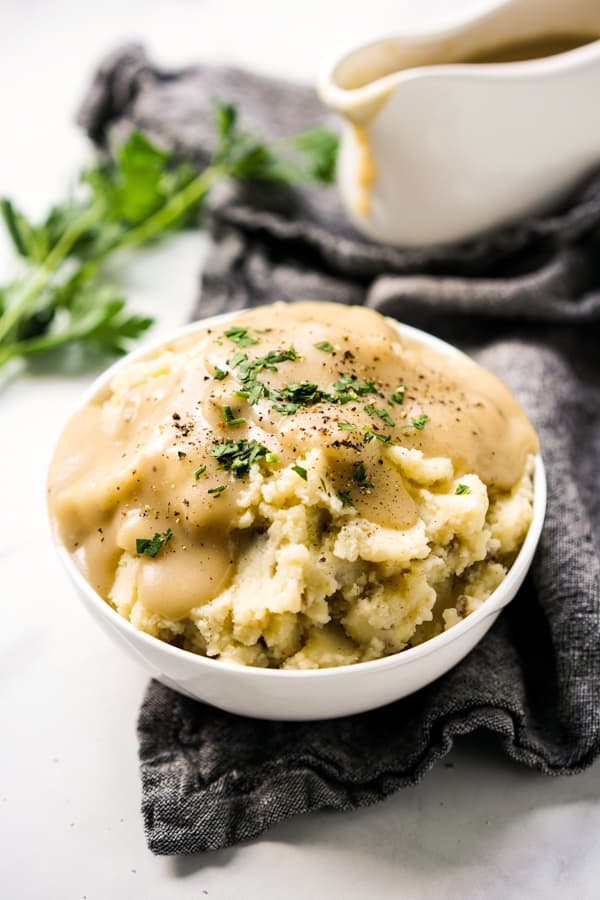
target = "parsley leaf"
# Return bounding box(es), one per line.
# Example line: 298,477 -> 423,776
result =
136,528 -> 173,558
211,438 -> 272,477
455,483 -> 471,495
338,491 -> 354,507
330,373 -> 379,404
222,405 -> 246,427
353,461 -> 374,488
363,425 -> 392,444
224,326 -> 258,347
292,464 -> 308,480
271,381 -> 327,414
213,366 -> 227,381
391,385 -> 406,405
314,341 -> 335,353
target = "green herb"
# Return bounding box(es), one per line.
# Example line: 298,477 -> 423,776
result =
236,380 -> 267,406
319,477 -> 330,495
353,461 -> 374,488
229,345 -> 299,409
338,491 -> 354,507
272,401 -> 299,416
363,425 -> 392,444
375,408 -> 395,427
271,381 -> 326,414
0,102 -> 338,379
455,483 -> 471,495
238,347 -> 298,379
224,326 -> 258,347
314,341 -> 335,353
211,438 -> 272,477
364,403 -> 395,426
338,422 -> 357,431
208,485 -> 227,496
135,528 -> 173,558
222,405 -> 246,427
194,465 -> 207,479
411,414 -> 430,430
330,373 -> 379,404
292,464 -> 308,480
391,386 -> 406,405
229,350 -> 247,368
213,366 -> 227,381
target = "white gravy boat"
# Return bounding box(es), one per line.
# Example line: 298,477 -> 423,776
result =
318,0 -> 600,246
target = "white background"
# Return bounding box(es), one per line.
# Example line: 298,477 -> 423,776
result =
1,1 -> 599,898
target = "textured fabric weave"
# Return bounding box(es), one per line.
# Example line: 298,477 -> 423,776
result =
80,46 -> 600,855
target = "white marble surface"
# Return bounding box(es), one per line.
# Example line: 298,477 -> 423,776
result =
1,1 -> 599,898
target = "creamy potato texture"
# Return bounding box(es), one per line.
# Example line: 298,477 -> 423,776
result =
48,302 -> 538,668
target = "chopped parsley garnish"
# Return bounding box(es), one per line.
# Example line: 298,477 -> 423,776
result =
375,408 -> 395,427
331,373 -> 379,403
455,483 -> 471,495
135,528 -> 173,558
314,341 -> 335,353
338,422 -> 357,431
271,381 -> 327,414
224,326 -> 259,347
364,404 -> 395,426
222,405 -> 246,427
194,465 -> 207,479
229,346 -> 299,409
319,477 -> 330,495
363,425 -> 392,444
292,464 -> 308,480
208,485 -> 227,496
411,414 -> 430,430
235,380 -> 268,405
237,347 -> 298,380
213,366 -> 227,381
353,461 -> 374,488
391,385 -> 406,405
211,438 -> 272,477
272,401 -> 300,416
229,350 -> 248,368
338,491 -> 354,507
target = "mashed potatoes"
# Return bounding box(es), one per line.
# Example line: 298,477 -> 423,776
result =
48,302 -> 538,668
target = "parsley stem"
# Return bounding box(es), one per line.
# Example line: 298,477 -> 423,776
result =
114,164 -> 225,252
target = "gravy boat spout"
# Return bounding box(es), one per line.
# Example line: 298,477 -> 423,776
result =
318,0 -> 600,247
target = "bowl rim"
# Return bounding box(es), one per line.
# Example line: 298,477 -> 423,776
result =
51,308 -> 547,679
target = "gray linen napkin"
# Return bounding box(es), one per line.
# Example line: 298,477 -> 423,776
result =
80,46 -> 600,855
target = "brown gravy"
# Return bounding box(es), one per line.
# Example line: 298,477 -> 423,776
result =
462,32 -> 598,65
48,302 -> 539,619
342,31 -> 599,91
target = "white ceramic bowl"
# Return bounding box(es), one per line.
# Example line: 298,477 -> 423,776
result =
50,314 -> 546,720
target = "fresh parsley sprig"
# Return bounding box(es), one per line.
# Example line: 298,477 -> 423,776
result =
0,101 -> 338,378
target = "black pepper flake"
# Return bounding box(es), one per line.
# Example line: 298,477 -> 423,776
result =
177,451 -> 187,459
172,412 -> 181,420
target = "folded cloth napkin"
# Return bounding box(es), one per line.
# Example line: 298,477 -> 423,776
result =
80,45 -> 600,855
